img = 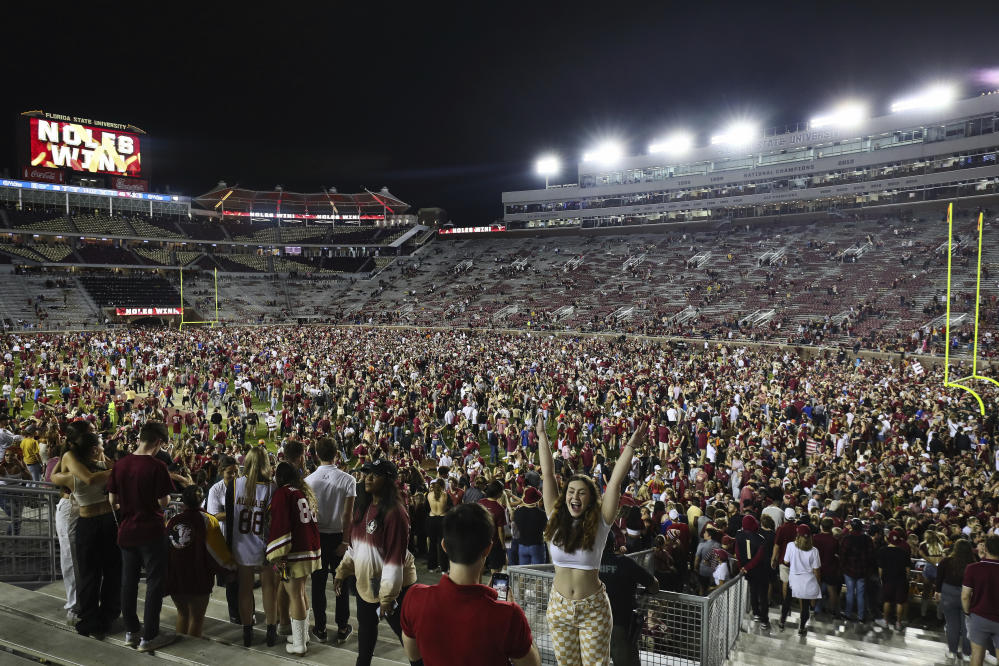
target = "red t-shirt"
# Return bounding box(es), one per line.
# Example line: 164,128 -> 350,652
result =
401,574 -> 533,666
107,454 -> 174,547
478,498 -> 507,549
963,558 -> 999,623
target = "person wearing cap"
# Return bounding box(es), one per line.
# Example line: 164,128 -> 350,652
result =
736,514 -> 772,629
876,529 -> 912,631
781,524 -> 822,635
334,456 -> 417,666
514,486 -> 547,564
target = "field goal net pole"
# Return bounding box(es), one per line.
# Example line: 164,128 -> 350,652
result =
178,267 -> 220,330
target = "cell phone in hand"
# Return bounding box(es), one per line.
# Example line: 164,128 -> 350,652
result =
489,572 -> 509,601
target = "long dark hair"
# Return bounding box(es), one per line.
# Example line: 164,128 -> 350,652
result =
543,474 -> 602,553
353,474 -> 402,531
68,430 -> 101,470
275,461 -> 319,519
948,539 -> 976,574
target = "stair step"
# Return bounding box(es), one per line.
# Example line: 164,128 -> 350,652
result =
0,581 -> 404,665
0,609 -> 160,665
728,616 -> 952,666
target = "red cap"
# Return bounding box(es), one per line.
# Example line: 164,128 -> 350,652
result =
523,487 -> 542,505
796,525 -> 811,537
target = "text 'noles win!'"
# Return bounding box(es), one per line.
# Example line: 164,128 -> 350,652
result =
35,119 -> 137,173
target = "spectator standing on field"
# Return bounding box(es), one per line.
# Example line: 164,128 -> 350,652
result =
937,538 -> 975,661
962,535 -> 999,666
401,503 -> 540,666
107,420 -> 176,652
304,437 -> 356,645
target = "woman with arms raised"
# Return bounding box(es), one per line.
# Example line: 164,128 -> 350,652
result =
538,416 -> 645,666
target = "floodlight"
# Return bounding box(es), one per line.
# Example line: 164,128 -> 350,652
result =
649,132 -> 693,155
810,102 -> 867,129
890,84 -> 958,113
582,141 -> 624,165
710,122 -> 758,146
535,155 -> 561,176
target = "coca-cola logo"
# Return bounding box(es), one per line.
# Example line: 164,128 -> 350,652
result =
22,166 -> 64,183
112,177 -> 148,192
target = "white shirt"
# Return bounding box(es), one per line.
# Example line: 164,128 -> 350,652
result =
305,464 -> 357,534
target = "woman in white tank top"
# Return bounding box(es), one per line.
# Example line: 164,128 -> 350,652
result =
231,446 -> 279,647
538,416 -> 645,666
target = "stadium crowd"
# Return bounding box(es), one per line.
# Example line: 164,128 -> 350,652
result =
2,324 -> 999,664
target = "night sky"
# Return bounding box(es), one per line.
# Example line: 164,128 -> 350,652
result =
4,1 -> 999,223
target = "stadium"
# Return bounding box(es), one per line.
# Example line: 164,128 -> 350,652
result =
3,33 -> 999,666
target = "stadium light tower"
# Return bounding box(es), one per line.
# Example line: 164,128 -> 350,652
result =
710,122 -> 758,147
810,101 -> 867,129
648,132 -> 693,155
582,141 -> 624,166
890,84 -> 958,113
535,154 -> 561,189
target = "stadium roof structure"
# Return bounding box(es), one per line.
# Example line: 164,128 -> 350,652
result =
194,184 -> 410,218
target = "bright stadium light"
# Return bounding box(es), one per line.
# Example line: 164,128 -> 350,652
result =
710,122 -> 758,147
649,132 -> 693,155
535,154 -> 561,188
890,83 -> 958,113
810,101 -> 867,129
582,141 -> 624,166
535,154 -> 560,176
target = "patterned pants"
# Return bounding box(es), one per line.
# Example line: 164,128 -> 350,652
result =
546,583 -> 613,666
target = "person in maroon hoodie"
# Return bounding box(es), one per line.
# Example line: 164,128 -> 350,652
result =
772,507 -> 798,605
812,517 -> 841,616
736,514 -> 772,628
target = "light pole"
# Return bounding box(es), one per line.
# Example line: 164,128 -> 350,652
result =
535,155 -> 561,189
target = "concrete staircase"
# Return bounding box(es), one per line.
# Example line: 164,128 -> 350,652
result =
0,579 -> 406,665
727,611 -> 957,666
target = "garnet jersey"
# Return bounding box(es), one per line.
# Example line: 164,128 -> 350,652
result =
266,485 -> 321,570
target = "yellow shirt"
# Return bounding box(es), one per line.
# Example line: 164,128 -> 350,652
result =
20,437 -> 40,465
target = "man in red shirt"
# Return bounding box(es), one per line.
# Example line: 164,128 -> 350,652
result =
107,420 -> 175,652
401,503 -> 539,666
478,481 -> 508,578
962,535 -> 999,666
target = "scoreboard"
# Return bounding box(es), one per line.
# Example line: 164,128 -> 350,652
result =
19,110 -> 148,188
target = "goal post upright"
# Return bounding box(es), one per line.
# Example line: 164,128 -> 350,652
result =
179,266 -> 220,330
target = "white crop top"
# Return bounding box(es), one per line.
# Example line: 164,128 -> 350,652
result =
548,515 -> 613,570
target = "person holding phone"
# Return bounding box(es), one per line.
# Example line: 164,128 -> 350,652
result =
538,416 -> 643,665
400,503 -> 540,666
333,458 -> 416,666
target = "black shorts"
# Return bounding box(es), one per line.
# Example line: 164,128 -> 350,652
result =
882,581 -> 909,604
486,543 -> 507,570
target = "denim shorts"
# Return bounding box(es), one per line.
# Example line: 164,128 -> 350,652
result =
968,613 -> 999,650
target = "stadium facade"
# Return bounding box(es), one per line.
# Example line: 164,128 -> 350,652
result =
502,93 -> 999,228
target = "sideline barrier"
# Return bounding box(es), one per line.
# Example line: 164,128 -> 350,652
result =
508,550 -> 745,666
0,479 -> 62,584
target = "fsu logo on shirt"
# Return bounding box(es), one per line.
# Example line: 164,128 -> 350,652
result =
366,520 -> 379,534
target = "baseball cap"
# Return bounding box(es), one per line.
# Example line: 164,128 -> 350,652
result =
523,487 -> 542,505
784,507 -> 796,520
361,458 -> 398,479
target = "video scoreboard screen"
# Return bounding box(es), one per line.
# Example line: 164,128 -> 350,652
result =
25,113 -> 144,177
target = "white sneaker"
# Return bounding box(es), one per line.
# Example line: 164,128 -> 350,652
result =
874,618 -> 888,628
137,630 -> 176,653
984,652 -> 997,665
66,610 -> 80,626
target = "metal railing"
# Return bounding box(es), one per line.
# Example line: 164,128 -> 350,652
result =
508,551 -> 746,665
0,479 -> 63,583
